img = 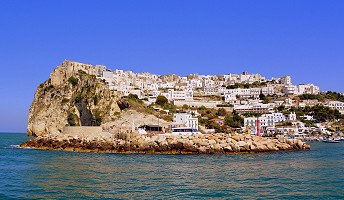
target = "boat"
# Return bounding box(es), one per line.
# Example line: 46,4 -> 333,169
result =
322,139 -> 340,143
333,137 -> 344,141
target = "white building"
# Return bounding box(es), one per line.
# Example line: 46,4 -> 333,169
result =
261,86 -> 274,96
159,82 -> 175,89
102,71 -> 114,79
189,79 -> 203,88
202,79 -> 215,88
273,112 -> 286,122
173,113 -> 199,129
250,88 -> 261,97
203,87 -> 220,95
296,84 -> 320,95
168,89 -> 193,101
244,116 -> 275,135
301,115 -> 314,121
280,76 -> 292,85
288,112 -> 297,121
226,73 -> 240,84
149,90 -> 161,98
282,85 -> 297,95
224,93 -> 237,102
262,113 -> 286,123
234,103 -> 272,114
239,72 -> 251,83
259,115 -> 275,127
327,101 -> 344,114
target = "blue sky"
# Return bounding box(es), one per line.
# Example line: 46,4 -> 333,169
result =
0,0 -> 343,133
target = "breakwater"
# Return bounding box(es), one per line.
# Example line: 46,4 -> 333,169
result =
20,132 -> 310,154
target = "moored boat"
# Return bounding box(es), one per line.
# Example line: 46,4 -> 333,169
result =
322,139 -> 340,143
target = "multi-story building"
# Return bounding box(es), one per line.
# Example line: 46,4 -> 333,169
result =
167,89 -> 193,101
173,113 -> 199,129
273,112 -> 286,122
234,103 -> 272,114
224,93 -> 237,102
250,88 -> 261,98
297,84 -> 320,95
288,112 -> 297,121
244,115 -> 275,135
280,76 -> 292,85
261,86 -> 274,96
203,87 -> 220,95
282,85 -> 297,95
202,78 -> 215,89
262,113 -> 286,123
327,101 -> 344,114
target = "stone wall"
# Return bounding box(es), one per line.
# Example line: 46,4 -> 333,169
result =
63,126 -> 103,135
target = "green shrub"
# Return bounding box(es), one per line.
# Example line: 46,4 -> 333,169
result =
198,106 -> 207,110
68,76 -> 79,86
128,94 -> 139,100
62,98 -> 69,104
216,108 -> 227,116
67,112 -> 77,126
128,93 -> 143,104
156,95 -> 168,106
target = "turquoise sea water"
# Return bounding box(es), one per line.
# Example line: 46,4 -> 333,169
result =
1,133 -> 344,199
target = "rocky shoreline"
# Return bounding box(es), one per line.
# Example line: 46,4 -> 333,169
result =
20,133 -> 310,154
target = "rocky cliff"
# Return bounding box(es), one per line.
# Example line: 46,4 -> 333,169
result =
27,60 -> 121,136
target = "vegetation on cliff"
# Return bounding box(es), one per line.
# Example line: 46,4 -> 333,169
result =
298,91 -> 344,102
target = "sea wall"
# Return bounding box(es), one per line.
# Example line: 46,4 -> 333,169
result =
20,133 -> 310,154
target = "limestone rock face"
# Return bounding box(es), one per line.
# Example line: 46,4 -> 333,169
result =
27,60 -> 121,136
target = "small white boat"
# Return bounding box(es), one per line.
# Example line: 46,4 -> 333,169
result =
322,139 -> 340,143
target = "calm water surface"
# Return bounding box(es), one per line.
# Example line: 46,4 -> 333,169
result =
1,133 -> 344,199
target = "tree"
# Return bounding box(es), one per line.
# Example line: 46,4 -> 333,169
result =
128,93 -> 139,100
156,95 -> 168,106
198,105 -> 207,110
182,104 -> 189,110
224,112 -> 244,128
277,105 -> 285,112
216,108 -> 227,116
206,121 -> 225,133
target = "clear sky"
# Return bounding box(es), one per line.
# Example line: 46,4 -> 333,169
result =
0,0 -> 343,133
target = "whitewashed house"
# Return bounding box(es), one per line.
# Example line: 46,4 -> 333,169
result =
327,101 -> 344,114
173,113 -> 199,129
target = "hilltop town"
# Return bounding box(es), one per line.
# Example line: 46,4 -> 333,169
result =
42,60 -> 343,140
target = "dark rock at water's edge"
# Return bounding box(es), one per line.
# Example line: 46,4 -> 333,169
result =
20,133 -> 310,154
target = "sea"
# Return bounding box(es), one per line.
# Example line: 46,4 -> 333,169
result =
1,133 -> 344,199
